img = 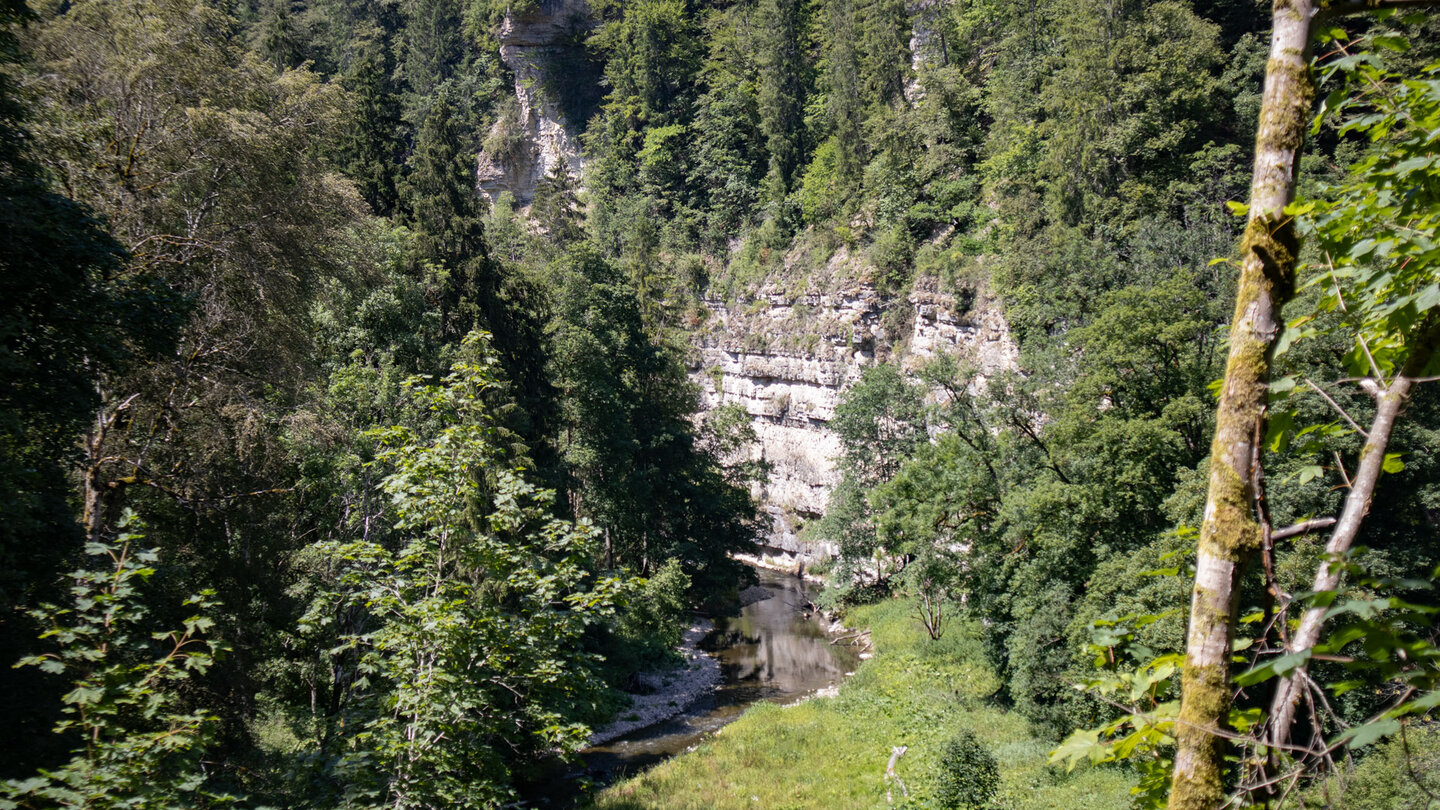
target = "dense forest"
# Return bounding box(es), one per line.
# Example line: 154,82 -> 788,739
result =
2,0 -> 1438,806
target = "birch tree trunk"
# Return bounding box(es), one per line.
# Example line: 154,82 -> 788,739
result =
1267,316 -> 1440,751
1167,2 -> 1316,806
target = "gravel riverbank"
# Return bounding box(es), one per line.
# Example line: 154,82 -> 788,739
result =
585,619 -> 722,747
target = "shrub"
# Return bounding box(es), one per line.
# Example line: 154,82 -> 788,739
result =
1330,727 -> 1440,809
934,729 -> 1000,810
619,559 -> 692,653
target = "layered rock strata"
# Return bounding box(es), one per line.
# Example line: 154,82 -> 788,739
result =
693,258 -> 1019,569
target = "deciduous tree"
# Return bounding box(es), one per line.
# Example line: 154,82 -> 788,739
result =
1170,3 -> 1439,807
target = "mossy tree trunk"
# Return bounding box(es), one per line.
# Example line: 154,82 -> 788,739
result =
1170,2 -> 1439,805
1167,2 -> 1316,807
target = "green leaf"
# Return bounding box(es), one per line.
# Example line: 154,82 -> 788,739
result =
1382,453 -> 1405,474
1049,728 -> 1106,771
1338,717 -> 1402,749
1225,200 -> 1249,217
1372,34 -> 1410,52
1412,283 -> 1440,313
1235,650 -> 1310,687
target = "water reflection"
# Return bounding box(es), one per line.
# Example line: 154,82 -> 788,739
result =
579,567 -> 858,786
707,573 -> 849,698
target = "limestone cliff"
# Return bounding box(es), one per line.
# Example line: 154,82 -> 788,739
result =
476,0 -> 593,206
474,3 -> 1021,568
693,250 -> 1018,568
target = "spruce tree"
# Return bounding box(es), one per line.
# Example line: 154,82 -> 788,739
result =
401,88 -> 492,343
401,91 -> 554,468
398,0 -> 463,102
257,0 -> 306,69
341,37 -> 404,216
858,0 -> 910,108
756,0 -> 805,201
531,163 -> 584,245
824,0 -> 863,193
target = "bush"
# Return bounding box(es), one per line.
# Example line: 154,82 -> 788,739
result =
868,224 -> 916,291
1331,727 -> 1440,809
934,729 -> 1000,810
619,559 -> 692,652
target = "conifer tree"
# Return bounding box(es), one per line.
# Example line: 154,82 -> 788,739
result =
858,0 -> 910,108
257,0 -> 305,69
401,90 -> 554,464
531,163 -> 584,244
398,0 -> 464,102
756,0 -> 806,201
824,0 -> 864,192
341,37 -> 404,216
401,88 -> 493,343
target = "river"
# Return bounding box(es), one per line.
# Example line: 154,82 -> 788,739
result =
546,567 -> 860,804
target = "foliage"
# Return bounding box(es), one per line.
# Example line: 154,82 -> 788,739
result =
819,363 -> 924,583
1050,613 -> 1186,809
2,515 -> 230,809
1322,726 -> 1440,809
934,729 -> 1000,810
6,0 -> 1440,805
305,334 -> 624,808
0,0 -> 180,766
612,558 -> 692,669
1291,34 -> 1440,380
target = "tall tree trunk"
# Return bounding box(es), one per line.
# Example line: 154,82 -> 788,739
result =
1268,316 -> 1440,751
1168,2 -> 1316,807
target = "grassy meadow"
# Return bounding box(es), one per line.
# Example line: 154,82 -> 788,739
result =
590,599 -> 1134,809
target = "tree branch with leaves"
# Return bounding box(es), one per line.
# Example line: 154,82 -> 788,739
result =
1170,7 -> 1440,806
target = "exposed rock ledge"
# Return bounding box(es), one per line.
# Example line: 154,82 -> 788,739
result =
477,0 -> 591,206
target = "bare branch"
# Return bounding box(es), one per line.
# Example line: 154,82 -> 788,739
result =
1328,271 -> 1386,383
1304,378 -> 1368,438
1333,450 -> 1354,490
1269,315 -> 1440,750
1271,517 -> 1338,541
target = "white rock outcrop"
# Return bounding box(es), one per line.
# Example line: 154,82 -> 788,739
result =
693,259 -> 1019,567
477,0 -> 590,205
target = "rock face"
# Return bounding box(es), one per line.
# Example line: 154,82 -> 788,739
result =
693,251 -> 1019,568
476,0 -> 592,206
906,0 -> 948,101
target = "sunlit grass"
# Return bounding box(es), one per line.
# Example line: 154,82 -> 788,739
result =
589,599 -> 1133,809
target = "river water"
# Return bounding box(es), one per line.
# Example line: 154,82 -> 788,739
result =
578,567 -> 860,787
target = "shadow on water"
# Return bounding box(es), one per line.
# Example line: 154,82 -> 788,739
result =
527,567 -> 860,807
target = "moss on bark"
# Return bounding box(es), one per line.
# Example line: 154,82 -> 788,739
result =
1167,2 -> 1316,805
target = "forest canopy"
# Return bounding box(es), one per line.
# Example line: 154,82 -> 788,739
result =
1,0 -> 1438,807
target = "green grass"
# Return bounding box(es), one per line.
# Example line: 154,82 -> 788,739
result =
589,599 -> 1134,809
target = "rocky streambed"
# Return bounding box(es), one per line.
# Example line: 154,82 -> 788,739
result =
582,569 -> 859,774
